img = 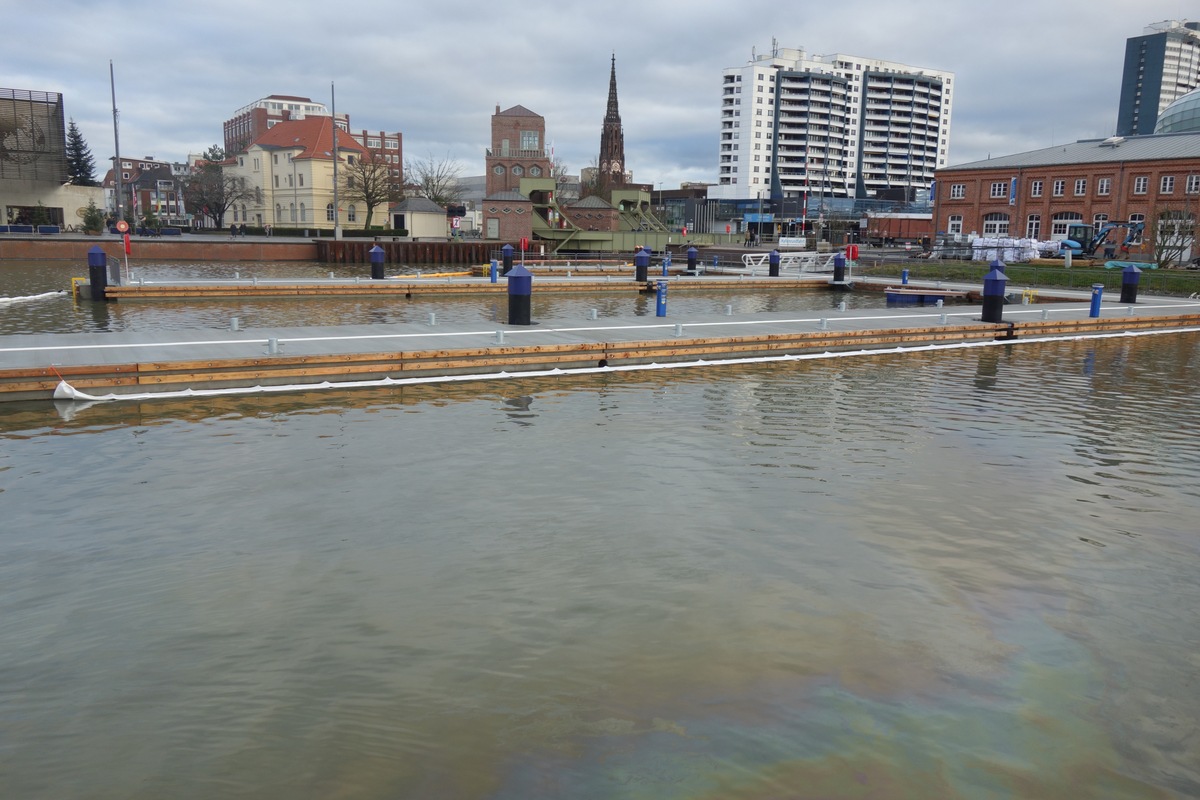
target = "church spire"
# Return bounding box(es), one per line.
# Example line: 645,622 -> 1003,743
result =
598,53 -> 626,195
605,53 -> 620,123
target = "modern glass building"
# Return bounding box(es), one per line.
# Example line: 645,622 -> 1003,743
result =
1155,87 -> 1200,133
1115,20 -> 1200,136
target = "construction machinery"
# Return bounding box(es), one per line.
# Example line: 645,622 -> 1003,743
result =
1060,221 -> 1144,258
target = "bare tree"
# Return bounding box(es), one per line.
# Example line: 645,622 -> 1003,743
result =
341,150 -> 400,228
180,157 -> 254,229
1150,183 -> 1200,268
404,152 -> 465,207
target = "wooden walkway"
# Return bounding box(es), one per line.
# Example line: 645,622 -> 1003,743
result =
4,291 -> 1200,403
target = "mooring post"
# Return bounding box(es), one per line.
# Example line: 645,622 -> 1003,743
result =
1120,264 -> 1141,304
1089,283 -> 1104,318
982,267 -> 1008,323
901,268 -> 909,285
662,250 -> 672,277
87,245 -> 108,301
507,262 -> 533,325
501,243 -> 514,276
369,245 -> 385,280
833,251 -> 846,284
687,246 -> 698,275
634,247 -> 650,283
656,280 -> 668,317
490,258 -> 498,283
769,249 -> 781,277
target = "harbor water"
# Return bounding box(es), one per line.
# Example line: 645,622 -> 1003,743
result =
1,261 -> 1199,798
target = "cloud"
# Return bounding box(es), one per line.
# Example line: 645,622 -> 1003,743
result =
4,0 -> 1190,188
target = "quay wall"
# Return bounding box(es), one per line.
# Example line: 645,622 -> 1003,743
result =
0,237 -> 317,263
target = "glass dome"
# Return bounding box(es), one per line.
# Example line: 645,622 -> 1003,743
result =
1155,88 -> 1200,134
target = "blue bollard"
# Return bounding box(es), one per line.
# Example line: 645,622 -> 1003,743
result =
982,267 -> 1008,323
662,251 -> 671,276
1089,283 -> 1104,318
1120,264 -> 1141,304
507,263 -> 533,325
990,257 -> 1006,275
634,248 -> 650,282
656,280 -> 667,317
901,268 -> 909,285
769,249 -> 781,277
87,245 -> 108,301
833,252 -> 846,284
490,258 -> 498,284
369,244 -> 385,280
712,254 -> 719,270
501,243 -> 514,275
687,246 -> 698,275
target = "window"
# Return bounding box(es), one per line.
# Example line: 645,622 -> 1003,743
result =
529,165 -> 541,177
1160,175 -> 1175,194
298,174 -> 303,187
275,203 -> 282,222
1127,214 -> 1145,243
347,205 -> 357,223
1052,180 -> 1065,197
493,165 -> 505,175
1097,177 -> 1111,196
982,212 -> 1009,235
1187,175 -> 1200,194
947,214 -> 963,234
520,130 -> 539,150
1074,179 -> 1086,196
1026,214 -> 1041,239
1030,180 -> 1043,197
272,154 -> 279,165
326,203 -> 335,222
273,175 -> 279,188
950,183 -> 965,199
290,203 -> 296,222
1133,176 -> 1148,194
511,165 -> 523,176
1093,214 -> 1109,229
1051,211 -> 1083,236
990,182 -> 1008,199
367,138 -> 381,148
299,203 -> 306,222
385,139 -> 398,149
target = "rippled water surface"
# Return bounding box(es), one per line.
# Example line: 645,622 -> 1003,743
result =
2,323 -> 1199,798
0,259 -> 885,335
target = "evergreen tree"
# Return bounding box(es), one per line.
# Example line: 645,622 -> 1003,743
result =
65,119 -> 100,187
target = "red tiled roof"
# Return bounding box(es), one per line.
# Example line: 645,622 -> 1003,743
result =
251,117 -> 368,161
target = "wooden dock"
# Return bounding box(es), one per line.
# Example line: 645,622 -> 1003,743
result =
4,298 -> 1199,404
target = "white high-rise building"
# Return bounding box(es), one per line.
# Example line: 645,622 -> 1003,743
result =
712,43 -> 954,203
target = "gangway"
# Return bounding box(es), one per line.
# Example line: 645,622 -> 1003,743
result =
734,251 -> 843,276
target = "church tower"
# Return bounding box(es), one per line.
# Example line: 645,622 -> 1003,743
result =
597,55 -> 627,196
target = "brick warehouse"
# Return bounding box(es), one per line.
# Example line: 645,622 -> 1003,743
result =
934,131 -> 1200,258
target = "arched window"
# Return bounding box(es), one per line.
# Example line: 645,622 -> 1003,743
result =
347,205 -> 357,223
1051,211 -> 1083,237
289,203 -> 296,222
275,203 -> 282,222
947,214 -> 962,234
326,203 -> 335,222
1026,214 -> 1041,239
299,203 -> 306,222
1093,213 -> 1108,230
982,212 -> 1009,236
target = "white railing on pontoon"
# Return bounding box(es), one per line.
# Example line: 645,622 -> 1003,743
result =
736,250 -> 844,276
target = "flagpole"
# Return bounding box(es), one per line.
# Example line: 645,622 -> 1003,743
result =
110,61 -> 129,283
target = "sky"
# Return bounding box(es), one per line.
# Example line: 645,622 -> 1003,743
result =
3,0 -> 1196,188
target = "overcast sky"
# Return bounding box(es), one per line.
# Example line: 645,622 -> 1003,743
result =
4,0 -> 1195,187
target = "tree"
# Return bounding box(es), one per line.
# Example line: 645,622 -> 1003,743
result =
404,152 -> 465,207
180,153 -> 253,229
81,198 -> 105,233
65,119 -> 100,187
1149,182 -> 1200,269
340,149 -> 400,228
